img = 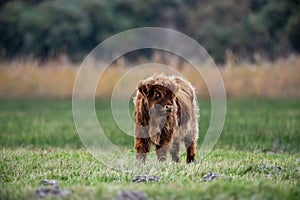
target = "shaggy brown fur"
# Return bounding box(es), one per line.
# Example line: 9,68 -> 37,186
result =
133,74 -> 199,163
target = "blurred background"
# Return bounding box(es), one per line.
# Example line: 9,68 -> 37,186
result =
0,0 -> 299,98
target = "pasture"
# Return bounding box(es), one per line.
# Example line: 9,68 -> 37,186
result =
1,99 -> 299,199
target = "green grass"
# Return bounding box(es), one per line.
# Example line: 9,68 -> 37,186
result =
1,99 -> 300,199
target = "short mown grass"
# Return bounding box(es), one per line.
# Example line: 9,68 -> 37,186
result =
1,99 -> 300,199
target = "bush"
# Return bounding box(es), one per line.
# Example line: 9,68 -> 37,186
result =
0,0 -> 299,63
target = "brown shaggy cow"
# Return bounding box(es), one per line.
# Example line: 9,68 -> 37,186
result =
133,74 -> 199,163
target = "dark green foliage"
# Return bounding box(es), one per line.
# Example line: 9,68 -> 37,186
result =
0,0 -> 299,62
286,11 -> 300,52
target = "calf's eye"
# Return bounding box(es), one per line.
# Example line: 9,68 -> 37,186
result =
154,92 -> 161,99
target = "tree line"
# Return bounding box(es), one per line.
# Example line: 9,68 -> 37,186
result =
0,0 -> 299,63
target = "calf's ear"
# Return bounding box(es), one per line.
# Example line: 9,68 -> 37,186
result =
138,81 -> 148,96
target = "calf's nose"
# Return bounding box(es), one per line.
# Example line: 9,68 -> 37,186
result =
165,105 -> 173,112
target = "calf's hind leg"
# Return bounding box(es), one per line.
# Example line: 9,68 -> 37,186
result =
184,138 -> 196,163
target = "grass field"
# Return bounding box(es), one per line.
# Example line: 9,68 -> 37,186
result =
1,99 -> 300,199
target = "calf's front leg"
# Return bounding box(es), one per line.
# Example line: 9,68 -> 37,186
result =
134,137 -> 150,162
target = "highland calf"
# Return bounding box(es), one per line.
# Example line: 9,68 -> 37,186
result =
133,74 -> 199,163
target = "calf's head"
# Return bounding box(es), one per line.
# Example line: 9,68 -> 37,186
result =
137,78 -> 178,138
138,80 -> 177,113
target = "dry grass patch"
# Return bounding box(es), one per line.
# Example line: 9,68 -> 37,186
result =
0,57 -> 299,98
